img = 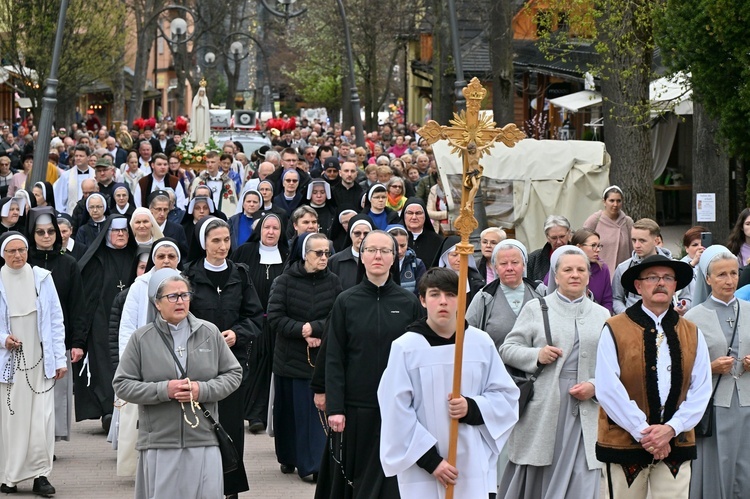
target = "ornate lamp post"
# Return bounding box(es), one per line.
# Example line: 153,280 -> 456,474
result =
446,0 -> 467,112
28,0 -> 69,187
126,5 -> 199,126
202,33 -> 276,117
258,0 -> 307,21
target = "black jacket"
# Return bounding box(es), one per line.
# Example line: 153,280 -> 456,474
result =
328,247 -> 359,291
183,259 -> 264,371
325,277 -> 423,415
108,287 -> 129,371
268,261 -> 342,379
527,242 -> 553,282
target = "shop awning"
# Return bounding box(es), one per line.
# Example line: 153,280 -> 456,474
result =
548,90 -> 602,112
650,72 -> 692,115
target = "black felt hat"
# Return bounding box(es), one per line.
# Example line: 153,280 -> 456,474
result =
621,254 -> 694,295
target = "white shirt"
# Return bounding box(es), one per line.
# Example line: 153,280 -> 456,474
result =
595,305 -> 712,440
139,158 -> 152,175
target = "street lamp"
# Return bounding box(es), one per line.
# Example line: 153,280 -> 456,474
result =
203,33 -> 276,118
126,4 -> 199,126
258,0 -> 307,21
28,0 -> 70,188
446,0 -> 467,112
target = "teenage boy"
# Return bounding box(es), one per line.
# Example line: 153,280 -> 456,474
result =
378,267 -> 520,498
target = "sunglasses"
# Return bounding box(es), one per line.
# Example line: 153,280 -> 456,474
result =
34,229 -> 56,236
307,249 -> 331,258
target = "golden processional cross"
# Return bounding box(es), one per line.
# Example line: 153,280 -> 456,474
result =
418,77 -> 525,499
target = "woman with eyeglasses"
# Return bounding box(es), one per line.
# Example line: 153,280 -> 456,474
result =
113,270 -> 242,499
685,246 -> 750,499
569,228 -> 613,313
25,208 -> 86,446
182,217 -> 264,498
0,231 -> 66,496
115,238 -> 183,477
267,233 -> 342,482
328,214 -> 373,291
318,230 -> 423,499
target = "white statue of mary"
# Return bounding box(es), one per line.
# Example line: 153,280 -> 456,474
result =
190,81 -> 211,145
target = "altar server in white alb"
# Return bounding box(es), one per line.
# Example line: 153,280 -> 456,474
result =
378,267 -> 520,498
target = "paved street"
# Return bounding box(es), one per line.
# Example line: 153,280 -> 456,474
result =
20,420 -> 317,498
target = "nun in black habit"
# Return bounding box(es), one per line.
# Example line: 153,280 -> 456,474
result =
0,196 -> 26,237
402,197 -> 444,268
31,181 -> 56,209
182,216 -> 264,496
26,206 -> 88,442
327,213 -> 374,291
231,213 -> 289,431
75,215 -> 137,430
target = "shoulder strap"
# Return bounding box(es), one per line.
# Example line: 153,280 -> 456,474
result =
713,302 -> 741,395
528,297 -> 553,381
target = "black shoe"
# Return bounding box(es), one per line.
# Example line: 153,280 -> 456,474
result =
101,414 -> 112,433
280,464 -> 295,474
52,455 -> 56,462
0,483 -> 17,493
248,420 -> 265,434
32,476 -> 55,496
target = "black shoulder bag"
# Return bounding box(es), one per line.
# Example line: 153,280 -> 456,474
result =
696,303 -> 740,438
516,297 -> 553,416
157,330 -> 240,473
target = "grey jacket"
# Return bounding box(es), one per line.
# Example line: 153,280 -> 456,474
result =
612,246 -> 673,314
113,313 -> 242,450
466,279 -> 541,349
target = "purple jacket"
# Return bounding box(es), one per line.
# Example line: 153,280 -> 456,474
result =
587,261 -> 613,313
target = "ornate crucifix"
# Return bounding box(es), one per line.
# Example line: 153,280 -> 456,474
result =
418,77 -> 525,499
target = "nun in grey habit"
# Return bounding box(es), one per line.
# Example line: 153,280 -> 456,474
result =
685,245 -> 750,499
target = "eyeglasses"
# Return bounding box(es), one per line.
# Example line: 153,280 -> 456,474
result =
362,247 -> 394,256
88,205 -> 104,211
3,248 -> 26,255
390,185 -> 402,190
404,210 -> 424,217
34,229 -> 56,236
637,275 -> 676,284
110,228 -> 128,234
307,249 -> 331,258
581,243 -> 604,250
159,292 -> 193,303
351,230 -> 369,238
285,179 -> 299,183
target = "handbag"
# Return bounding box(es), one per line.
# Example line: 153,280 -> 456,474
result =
515,297 -> 553,416
157,329 -> 241,473
695,303 -> 740,438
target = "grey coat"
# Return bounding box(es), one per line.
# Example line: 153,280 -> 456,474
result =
113,313 -> 242,450
685,300 -> 750,407
499,294 -> 609,469
466,279 -> 541,349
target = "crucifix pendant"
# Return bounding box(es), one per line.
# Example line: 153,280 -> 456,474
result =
217,286 -> 222,295
727,317 -> 735,329
176,346 -> 186,357
117,280 -> 125,291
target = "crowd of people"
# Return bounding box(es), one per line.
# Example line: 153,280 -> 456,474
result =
0,114 -> 747,499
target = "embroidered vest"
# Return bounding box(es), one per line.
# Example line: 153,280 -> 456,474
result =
596,304 -> 699,465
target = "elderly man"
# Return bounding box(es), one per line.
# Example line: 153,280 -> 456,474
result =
137,141 -> 153,175
595,254 -> 711,499
526,215 -> 571,282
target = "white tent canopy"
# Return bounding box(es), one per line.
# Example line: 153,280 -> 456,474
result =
549,72 -> 693,115
548,90 -> 602,113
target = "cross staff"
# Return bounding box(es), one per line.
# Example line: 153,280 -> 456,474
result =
418,77 -> 524,499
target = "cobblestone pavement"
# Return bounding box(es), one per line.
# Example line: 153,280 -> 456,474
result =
11,420 -> 317,498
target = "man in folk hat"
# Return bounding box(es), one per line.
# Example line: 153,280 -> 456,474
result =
595,254 -> 711,498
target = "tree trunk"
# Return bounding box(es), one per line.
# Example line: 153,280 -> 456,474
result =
488,0 -> 514,127
431,0 -> 453,125
130,26 -> 157,124
692,101 -> 731,244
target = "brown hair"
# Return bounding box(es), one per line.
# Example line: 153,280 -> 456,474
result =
632,218 -> 661,238
682,226 -> 708,248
